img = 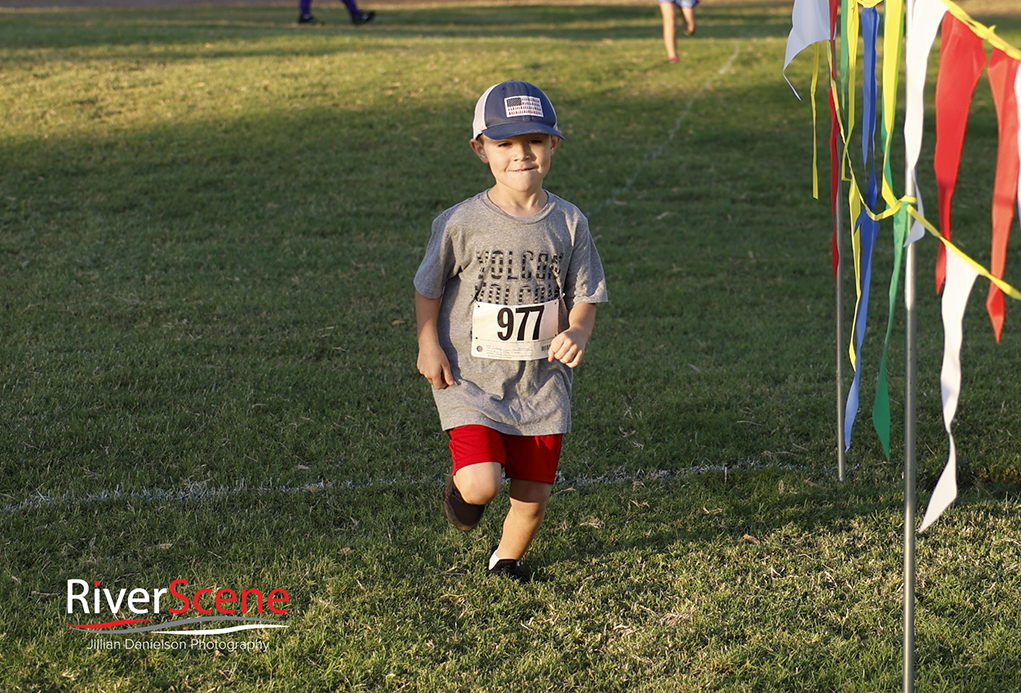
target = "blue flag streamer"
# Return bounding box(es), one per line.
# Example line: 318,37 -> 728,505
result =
844,7 -> 881,450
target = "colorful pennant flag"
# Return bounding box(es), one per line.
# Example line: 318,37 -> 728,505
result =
985,50 -> 1019,343
784,0 -> 832,98
879,0 -> 903,209
1017,68 -> 1021,227
843,6 -> 880,451
871,208 -> 906,457
869,0 -> 904,459
920,249 -> 979,532
933,13 -> 988,293
830,85 -> 841,280
903,0 -> 946,245
826,0 -> 840,280
786,0 -> 1021,471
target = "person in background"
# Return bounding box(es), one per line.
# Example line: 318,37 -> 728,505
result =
298,0 -> 374,26
660,0 -> 698,63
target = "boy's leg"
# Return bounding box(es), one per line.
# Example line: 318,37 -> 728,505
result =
495,479 -> 553,560
444,462 -> 500,531
453,462 -> 502,506
443,463 -> 501,532
492,432 -> 560,564
444,425 -> 505,531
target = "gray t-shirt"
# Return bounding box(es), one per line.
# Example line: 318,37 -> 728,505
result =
414,191 -> 609,435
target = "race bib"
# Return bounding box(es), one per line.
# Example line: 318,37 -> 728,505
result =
471,299 -> 559,361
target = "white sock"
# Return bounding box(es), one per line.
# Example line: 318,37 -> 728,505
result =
488,549 -> 503,570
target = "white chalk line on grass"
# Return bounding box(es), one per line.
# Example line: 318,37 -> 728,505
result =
0,459 -> 838,515
589,42 -> 742,218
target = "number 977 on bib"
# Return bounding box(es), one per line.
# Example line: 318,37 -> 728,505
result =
471,299 -> 560,361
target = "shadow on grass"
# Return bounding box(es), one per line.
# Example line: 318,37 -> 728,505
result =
0,4 -> 794,55
2,61 -> 1019,498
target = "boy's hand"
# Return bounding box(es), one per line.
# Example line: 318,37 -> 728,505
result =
418,342 -> 457,389
415,291 -> 457,389
548,302 -> 597,369
548,328 -> 589,368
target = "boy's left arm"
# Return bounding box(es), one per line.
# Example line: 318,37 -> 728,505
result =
548,302 -> 598,369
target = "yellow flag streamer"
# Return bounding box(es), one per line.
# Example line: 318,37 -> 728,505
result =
941,0 -> 1021,61
881,0 -> 904,209
907,207 -> 1021,300
808,45 -> 824,199
811,43 -> 821,200
844,1 -> 859,183
845,185 -> 861,369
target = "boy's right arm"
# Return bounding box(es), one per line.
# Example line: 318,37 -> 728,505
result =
415,291 -> 457,389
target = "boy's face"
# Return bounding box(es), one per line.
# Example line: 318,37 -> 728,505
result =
470,133 -> 561,197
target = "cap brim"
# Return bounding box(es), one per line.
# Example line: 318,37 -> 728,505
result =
480,122 -> 565,141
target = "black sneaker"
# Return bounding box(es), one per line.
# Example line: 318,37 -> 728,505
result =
297,14 -> 322,24
443,476 -> 485,531
488,552 -> 529,583
351,10 -> 375,25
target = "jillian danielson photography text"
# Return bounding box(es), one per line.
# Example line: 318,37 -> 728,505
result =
86,638 -> 271,652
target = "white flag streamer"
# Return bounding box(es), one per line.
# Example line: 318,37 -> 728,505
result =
904,0 -> 947,245
783,0 -> 831,99
920,250 -> 979,532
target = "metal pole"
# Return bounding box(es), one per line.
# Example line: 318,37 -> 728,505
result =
902,3 -> 917,689
903,196 -> 917,693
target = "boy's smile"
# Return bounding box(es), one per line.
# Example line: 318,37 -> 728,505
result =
471,133 -> 561,203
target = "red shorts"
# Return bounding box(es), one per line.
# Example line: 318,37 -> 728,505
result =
448,425 -> 563,484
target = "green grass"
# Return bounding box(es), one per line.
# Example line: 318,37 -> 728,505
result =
1,3 -> 1020,691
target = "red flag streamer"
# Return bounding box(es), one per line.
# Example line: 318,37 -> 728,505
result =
985,49 -> 1019,343
933,14 -> 987,293
828,0 -> 839,281
828,0 -> 838,44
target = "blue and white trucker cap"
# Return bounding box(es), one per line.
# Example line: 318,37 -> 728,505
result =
472,80 -> 565,141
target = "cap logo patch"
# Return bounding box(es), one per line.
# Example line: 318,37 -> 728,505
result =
504,95 -> 544,118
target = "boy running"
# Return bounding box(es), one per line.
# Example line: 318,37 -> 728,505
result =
414,80 -> 609,581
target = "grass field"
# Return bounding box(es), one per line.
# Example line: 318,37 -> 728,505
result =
1,2 -> 1020,691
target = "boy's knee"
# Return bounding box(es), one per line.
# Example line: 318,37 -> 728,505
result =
454,465 -> 502,505
460,484 -> 499,506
